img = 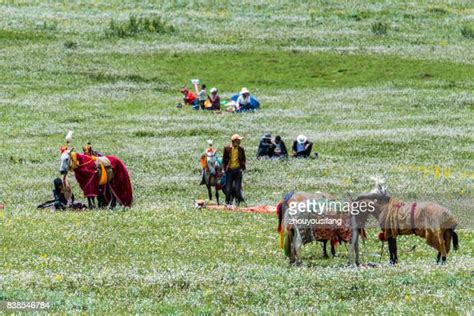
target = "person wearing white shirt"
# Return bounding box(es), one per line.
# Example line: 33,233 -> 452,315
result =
236,87 -> 251,111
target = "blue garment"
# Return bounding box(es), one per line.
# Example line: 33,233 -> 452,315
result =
192,99 -> 199,110
230,94 -> 260,111
296,142 -> 305,153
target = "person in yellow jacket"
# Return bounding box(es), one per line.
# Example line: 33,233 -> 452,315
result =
222,134 -> 246,206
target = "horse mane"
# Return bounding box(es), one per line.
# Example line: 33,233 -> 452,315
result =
387,197 -> 403,210
355,192 -> 391,202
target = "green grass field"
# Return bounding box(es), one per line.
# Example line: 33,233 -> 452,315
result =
1,1 -> 473,314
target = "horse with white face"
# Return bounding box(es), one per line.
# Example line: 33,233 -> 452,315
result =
203,151 -> 225,204
348,178 -> 458,266
59,148 -> 133,209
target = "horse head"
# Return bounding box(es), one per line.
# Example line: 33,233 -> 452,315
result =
206,152 -> 219,176
370,175 -> 387,195
352,191 -> 391,226
59,147 -> 74,175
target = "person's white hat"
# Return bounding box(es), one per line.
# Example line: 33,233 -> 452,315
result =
210,87 -> 218,93
297,135 -> 307,144
240,87 -> 250,94
207,139 -> 213,146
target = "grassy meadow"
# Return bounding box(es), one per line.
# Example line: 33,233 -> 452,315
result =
1,1 -> 473,314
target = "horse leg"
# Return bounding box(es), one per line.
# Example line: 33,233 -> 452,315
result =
215,188 -> 220,205
87,197 -> 96,209
388,237 -> 398,264
207,184 -> 213,202
348,216 -> 360,266
288,228 -> 302,266
444,229 -> 451,263
354,233 -> 360,266
322,240 -> 329,258
109,194 -> 117,209
436,251 -> 441,264
439,231 -> 448,264
331,242 -> 336,257
288,228 -> 296,265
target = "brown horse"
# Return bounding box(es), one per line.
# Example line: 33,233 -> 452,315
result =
277,192 -> 362,266
349,188 -> 459,265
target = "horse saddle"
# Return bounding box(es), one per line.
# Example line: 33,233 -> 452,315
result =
95,157 -> 113,185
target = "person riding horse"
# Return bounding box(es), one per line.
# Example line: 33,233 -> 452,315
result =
83,142 -> 102,157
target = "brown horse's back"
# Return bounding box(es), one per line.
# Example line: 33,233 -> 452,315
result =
385,199 -> 457,255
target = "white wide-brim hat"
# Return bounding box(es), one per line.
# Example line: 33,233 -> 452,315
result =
297,134 -> 307,144
210,87 -> 218,93
240,87 -> 250,94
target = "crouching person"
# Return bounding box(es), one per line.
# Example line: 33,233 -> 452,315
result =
37,177 -> 85,211
292,134 -> 314,158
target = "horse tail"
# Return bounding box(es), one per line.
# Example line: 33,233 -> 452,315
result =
276,201 -> 285,249
450,228 -> 459,251
108,156 -> 133,207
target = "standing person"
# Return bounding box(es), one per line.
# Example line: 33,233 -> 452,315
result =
236,87 -> 251,111
222,134 -> 246,206
256,132 -> 275,159
208,87 -> 221,110
198,84 -> 207,110
273,135 -> 288,159
292,134 -> 313,158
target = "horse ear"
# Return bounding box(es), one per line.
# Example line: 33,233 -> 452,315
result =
347,192 -> 353,200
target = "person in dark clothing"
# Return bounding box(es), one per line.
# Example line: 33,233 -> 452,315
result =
222,134 -> 246,206
272,135 -> 288,159
292,134 -> 313,158
256,133 -> 275,159
37,177 -> 74,210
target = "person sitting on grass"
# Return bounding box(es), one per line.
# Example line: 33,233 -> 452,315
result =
272,135 -> 288,159
236,87 -> 251,112
292,134 -> 313,158
180,87 -> 198,108
208,87 -> 221,110
256,132 -> 275,159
